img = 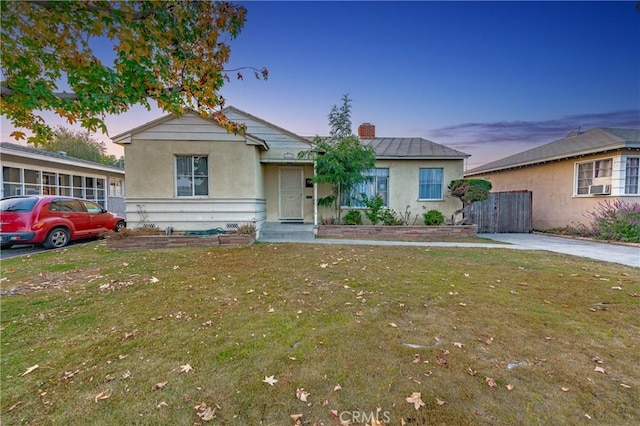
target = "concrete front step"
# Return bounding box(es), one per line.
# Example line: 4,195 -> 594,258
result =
259,222 -> 315,242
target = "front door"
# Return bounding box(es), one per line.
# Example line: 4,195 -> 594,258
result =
279,167 -> 304,220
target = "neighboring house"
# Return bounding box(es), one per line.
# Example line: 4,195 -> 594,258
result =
465,128 -> 640,229
112,108 -> 469,235
0,142 -> 126,217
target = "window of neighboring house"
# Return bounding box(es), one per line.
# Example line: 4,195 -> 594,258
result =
576,159 -> 612,195
625,157 -> 639,195
419,168 -> 443,200
109,178 -> 123,197
342,168 -> 389,207
176,156 -> 209,197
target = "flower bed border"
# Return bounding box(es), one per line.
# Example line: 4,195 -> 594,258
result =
317,224 -> 477,241
106,233 -> 255,250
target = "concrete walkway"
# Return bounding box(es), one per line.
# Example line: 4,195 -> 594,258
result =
259,233 -> 639,268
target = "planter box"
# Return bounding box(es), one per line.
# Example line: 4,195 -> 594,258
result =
317,225 -> 477,241
106,233 -> 255,250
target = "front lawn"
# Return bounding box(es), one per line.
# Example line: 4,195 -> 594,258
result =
1,242 -> 638,425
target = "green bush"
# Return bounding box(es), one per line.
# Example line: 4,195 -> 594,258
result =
362,194 -> 385,225
423,209 -> 445,226
380,209 -> 403,226
343,210 -> 363,225
585,200 -> 640,242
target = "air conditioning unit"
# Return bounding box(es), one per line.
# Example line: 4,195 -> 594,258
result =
588,184 -> 611,195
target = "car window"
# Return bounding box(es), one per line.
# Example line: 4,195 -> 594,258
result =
82,200 -> 103,213
49,199 -> 83,212
0,197 -> 38,212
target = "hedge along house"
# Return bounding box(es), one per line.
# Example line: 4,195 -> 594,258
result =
112,108 -> 470,236
112,107 -> 319,236
0,142 -> 126,217
464,128 -> 640,230
333,123 -> 470,224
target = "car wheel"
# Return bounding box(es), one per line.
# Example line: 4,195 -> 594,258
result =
44,227 -> 70,249
115,220 -> 126,232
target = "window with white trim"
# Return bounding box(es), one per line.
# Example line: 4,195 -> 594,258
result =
176,156 -> 209,197
575,158 -> 612,195
109,178 -> 123,197
419,168 -> 443,200
625,157 -> 639,195
342,168 -> 389,207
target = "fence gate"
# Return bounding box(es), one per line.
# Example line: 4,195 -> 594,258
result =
468,190 -> 532,233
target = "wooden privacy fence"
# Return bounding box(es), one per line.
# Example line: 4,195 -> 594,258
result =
467,190 -> 533,233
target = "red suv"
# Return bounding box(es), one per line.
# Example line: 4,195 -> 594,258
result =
0,195 -> 126,249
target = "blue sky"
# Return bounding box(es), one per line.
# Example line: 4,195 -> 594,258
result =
2,1 -> 639,168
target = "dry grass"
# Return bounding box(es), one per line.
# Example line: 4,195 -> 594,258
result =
1,241 -> 638,425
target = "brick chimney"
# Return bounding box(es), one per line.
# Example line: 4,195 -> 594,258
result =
358,123 -> 375,139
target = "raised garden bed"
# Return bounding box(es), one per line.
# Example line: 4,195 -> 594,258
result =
317,224 -> 477,241
106,231 -> 255,250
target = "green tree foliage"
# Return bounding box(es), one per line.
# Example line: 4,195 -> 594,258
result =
1,1 -> 267,145
300,95 -> 376,223
448,178 -> 492,224
31,127 -> 124,169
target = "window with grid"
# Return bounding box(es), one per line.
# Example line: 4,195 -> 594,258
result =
176,156 -> 209,197
576,159 -> 612,195
419,168 -> 443,199
625,157 -> 639,195
342,168 -> 389,207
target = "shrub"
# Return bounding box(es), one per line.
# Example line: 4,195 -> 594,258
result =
237,223 -> 256,235
343,210 -> 363,225
585,200 -> 640,242
380,209 -> 403,226
423,209 -> 445,226
362,194 -> 386,225
320,216 -> 337,225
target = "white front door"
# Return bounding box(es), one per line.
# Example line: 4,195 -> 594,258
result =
279,167 -> 304,220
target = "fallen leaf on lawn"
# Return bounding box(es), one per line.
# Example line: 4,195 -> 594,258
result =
290,413 -> 303,425
561,387 -> 570,392
157,401 -> 168,408
288,356 -> 297,361
436,398 -> 447,406
436,358 -> 448,367
333,384 -> 342,392
194,402 -> 218,421
150,277 -> 159,283
173,265 -> 180,270
122,371 -> 131,379
268,306 -> 275,313
485,377 -> 497,388
263,375 -> 278,386
594,366 -> 606,374
388,322 -> 398,328
320,263 -> 328,268
485,337 -> 494,345
104,374 -> 115,382
467,367 -> 477,376
20,364 -> 39,376
406,392 -> 425,410
7,401 -> 23,412
506,384 -> 514,391
63,370 -> 80,380
94,389 -> 112,402
584,414 -> 592,420
179,364 -> 193,373
453,342 -> 464,348
152,381 -> 167,390
591,356 -> 604,364
295,388 -> 310,402
620,383 -> 631,389
459,302 -> 467,307
412,354 -> 422,363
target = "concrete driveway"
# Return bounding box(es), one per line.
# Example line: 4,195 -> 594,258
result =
479,233 -> 639,268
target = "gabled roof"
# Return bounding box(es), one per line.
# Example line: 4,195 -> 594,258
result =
362,137 -> 469,159
111,110 -> 268,149
466,127 -> 640,176
0,142 -> 125,174
222,106 -> 315,147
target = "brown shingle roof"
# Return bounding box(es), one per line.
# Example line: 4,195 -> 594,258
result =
465,127 -> 640,175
